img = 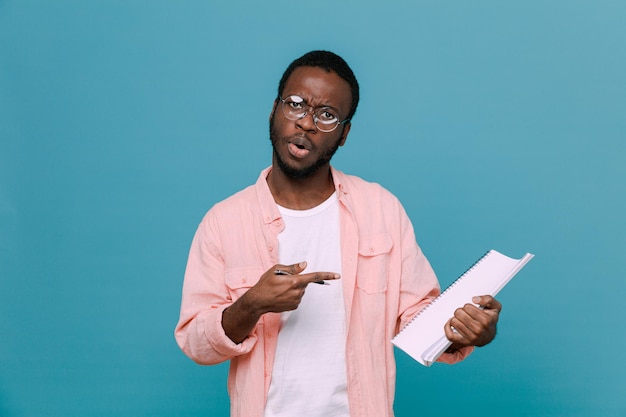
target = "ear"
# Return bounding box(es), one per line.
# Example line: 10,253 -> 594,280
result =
338,122 -> 351,147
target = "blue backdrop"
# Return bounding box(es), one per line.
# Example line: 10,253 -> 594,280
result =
1,1 -> 624,416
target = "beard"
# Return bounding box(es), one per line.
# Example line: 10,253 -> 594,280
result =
269,115 -> 341,180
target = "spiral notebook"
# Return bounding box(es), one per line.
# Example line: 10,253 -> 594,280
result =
392,249 -> 534,366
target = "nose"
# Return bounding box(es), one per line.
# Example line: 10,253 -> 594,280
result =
295,110 -> 317,132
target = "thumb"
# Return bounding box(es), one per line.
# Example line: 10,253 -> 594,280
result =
285,261 -> 307,275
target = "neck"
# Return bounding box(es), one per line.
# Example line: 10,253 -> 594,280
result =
267,163 -> 335,210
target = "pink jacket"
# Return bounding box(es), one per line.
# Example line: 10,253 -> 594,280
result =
175,167 -> 471,417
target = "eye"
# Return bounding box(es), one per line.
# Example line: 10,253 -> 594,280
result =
316,108 -> 339,123
289,101 -> 304,110
286,95 -> 305,109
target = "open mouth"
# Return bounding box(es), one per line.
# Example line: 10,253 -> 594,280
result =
287,137 -> 311,159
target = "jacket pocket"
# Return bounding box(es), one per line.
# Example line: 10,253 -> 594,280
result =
356,234 -> 393,294
224,267 -> 263,299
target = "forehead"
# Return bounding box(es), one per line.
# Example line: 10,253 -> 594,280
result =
282,66 -> 352,113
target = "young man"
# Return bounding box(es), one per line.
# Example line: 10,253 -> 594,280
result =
175,50 -> 501,417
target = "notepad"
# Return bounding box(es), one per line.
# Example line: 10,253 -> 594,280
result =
392,249 -> 534,366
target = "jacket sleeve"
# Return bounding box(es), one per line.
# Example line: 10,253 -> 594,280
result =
395,203 -> 473,364
174,210 -> 259,365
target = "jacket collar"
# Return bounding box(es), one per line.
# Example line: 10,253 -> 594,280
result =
255,165 -> 352,224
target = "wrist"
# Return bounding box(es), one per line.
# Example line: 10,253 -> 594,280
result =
237,289 -> 265,319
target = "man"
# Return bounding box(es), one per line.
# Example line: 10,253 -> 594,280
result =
175,50 -> 501,417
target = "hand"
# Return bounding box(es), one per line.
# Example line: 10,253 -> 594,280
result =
244,261 -> 341,315
443,295 -> 502,351
222,261 -> 340,343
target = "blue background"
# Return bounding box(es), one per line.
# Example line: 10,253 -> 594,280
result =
1,1 -> 624,416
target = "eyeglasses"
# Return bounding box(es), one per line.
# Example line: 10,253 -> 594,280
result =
279,95 -> 349,133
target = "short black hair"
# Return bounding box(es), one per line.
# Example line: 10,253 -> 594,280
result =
277,50 -> 360,121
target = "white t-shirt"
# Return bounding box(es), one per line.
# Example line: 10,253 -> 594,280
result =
264,193 -> 349,417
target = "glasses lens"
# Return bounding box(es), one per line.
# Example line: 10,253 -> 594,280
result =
314,108 -> 340,132
282,95 -> 306,120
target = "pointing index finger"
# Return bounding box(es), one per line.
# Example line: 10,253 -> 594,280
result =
302,272 -> 341,286
273,265 -> 340,286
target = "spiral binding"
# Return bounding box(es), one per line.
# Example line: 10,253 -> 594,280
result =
395,249 -> 493,336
